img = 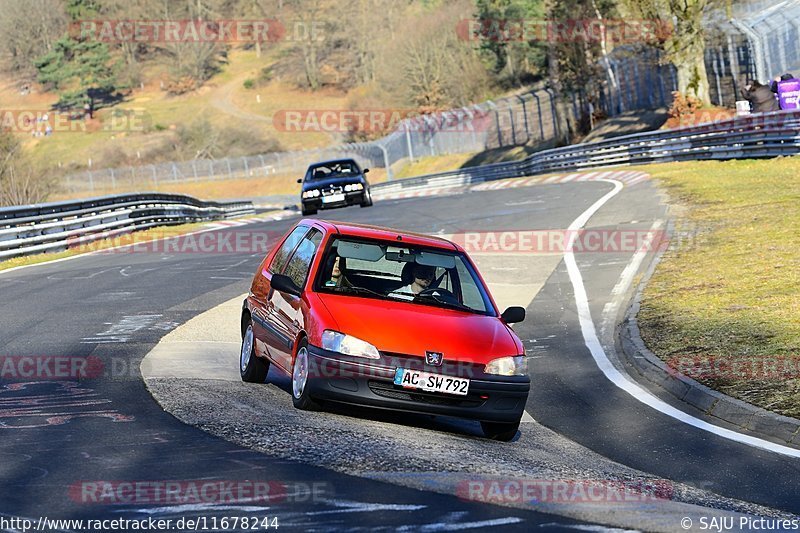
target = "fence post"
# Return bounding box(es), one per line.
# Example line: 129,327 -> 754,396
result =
726,35 -> 740,102
379,144 -> 393,181
532,92 -> 544,140
516,95 -> 530,144
405,124 -> 415,162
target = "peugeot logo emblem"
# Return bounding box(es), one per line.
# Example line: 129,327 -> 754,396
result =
425,351 -> 443,367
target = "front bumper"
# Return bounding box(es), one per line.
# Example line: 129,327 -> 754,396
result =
303,191 -> 365,210
304,345 -> 530,424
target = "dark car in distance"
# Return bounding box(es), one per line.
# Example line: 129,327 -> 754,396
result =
298,159 -> 373,216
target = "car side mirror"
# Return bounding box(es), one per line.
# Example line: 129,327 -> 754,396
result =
297,178 -> 303,184
363,168 -> 369,174
271,274 -> 301,297
501,306 -> 525,324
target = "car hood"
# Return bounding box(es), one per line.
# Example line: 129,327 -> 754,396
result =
315,293 -> 520,364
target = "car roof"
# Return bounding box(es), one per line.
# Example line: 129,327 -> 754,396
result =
308,158 -> 360,169
311,220 -> 459,251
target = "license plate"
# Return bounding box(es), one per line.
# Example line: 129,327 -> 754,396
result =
393,368 -> 470,396
322,193 -> 345,204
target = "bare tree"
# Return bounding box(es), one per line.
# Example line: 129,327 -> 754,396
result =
0,132 -> 54,206
0,0 -> 66,75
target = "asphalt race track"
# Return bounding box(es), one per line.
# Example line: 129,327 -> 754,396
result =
2,175 -> 800,531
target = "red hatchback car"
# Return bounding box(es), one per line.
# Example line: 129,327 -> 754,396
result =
240,220 -> 530,441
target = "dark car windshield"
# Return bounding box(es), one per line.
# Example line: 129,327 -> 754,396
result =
314,237 -> 495,315
307,161 -> 360,180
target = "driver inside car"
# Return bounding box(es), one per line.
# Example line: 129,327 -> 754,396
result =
324,254 -> 352,288
391,263 -> 436,301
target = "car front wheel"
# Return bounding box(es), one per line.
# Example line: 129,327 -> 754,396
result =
360,188 -> 373,208
301,204 -> 317,216
480,420 -> 520,442
291,340 -> 321,410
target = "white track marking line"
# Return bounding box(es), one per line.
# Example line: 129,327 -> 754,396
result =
565,178 -> 800,458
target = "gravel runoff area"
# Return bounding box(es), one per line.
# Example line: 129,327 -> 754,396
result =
141,295 -> 797,532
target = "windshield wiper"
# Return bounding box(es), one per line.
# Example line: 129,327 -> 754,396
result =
415,292 -> 477,313
338,286 -> 388,299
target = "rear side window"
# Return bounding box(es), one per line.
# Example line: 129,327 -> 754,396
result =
270,226 -> 309,274
284,230 -> 323,288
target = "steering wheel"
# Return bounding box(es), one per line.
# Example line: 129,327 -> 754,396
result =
418,287 -> 459,304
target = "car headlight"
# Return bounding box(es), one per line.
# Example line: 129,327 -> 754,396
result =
321,330 -> 381,359
302,190 -> 320,199
484,356 -> 528,376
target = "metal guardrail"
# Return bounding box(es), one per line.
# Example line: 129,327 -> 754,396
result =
371,110 -> 800,196
4,111 -> 797,261
0,193 -> 254,260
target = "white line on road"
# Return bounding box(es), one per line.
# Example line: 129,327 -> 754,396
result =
565,179 -> 800,459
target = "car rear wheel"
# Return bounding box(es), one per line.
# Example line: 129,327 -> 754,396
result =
480,420 -> 520,442
240,323 -> 269,383
292,340 -> 321,410
360,188 -> 373,208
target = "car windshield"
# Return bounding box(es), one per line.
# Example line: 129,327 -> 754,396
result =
308,161 -> 359,180
314,237 -> 495,315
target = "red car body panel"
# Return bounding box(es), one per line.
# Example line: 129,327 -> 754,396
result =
242,219 -> 530,430
315,293 -> 519,364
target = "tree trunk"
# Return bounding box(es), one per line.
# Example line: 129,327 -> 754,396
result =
674,44 -> 711,105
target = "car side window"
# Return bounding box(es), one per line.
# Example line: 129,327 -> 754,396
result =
283,229 -> 323,288
270,226 -> 309,274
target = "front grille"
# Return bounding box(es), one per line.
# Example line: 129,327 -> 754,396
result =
368,380 -> 484,408
322,186 -> 343,196
379,352 -> 488,380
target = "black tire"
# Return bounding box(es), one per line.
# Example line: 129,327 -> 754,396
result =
480,421 -> 520,442
301,204 -> 317,216
240,323 -> 269,383
291,339 -> 321,410
360,188 -> 373,208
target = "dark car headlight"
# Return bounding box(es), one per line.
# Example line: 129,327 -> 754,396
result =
302,190 -> 321,199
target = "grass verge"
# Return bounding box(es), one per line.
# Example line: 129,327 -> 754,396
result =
634,157 -> 800,418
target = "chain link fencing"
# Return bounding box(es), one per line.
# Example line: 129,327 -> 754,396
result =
705,0 -> 800,106
61,0 -> 795,195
